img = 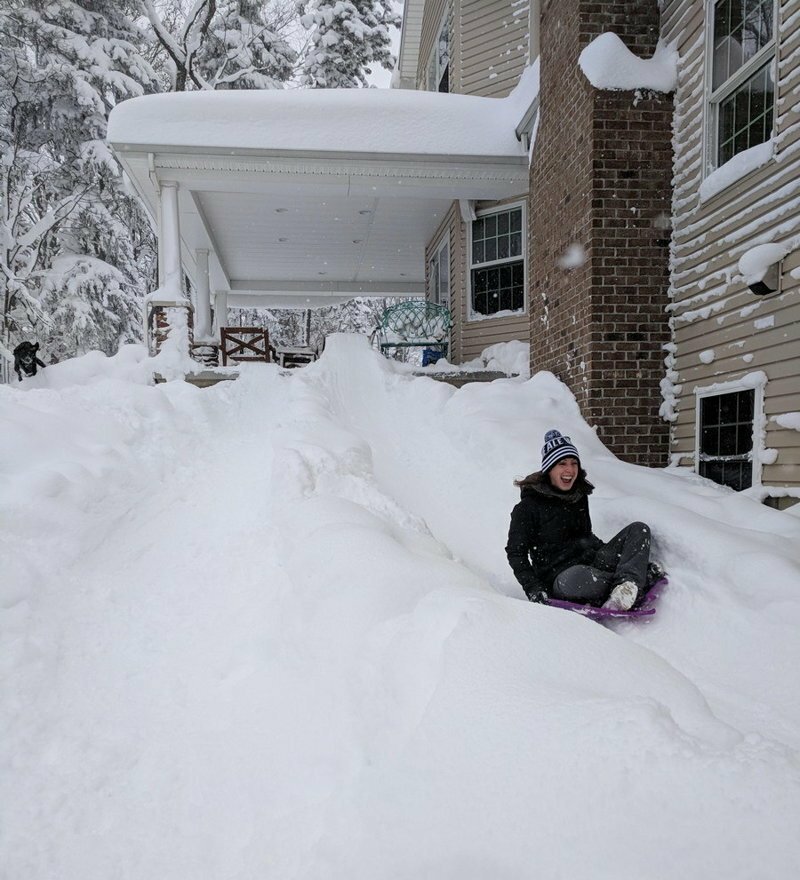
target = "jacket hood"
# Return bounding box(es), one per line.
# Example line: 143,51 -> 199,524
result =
515,470 -> 594,502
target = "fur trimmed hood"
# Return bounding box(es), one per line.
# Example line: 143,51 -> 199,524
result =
514,469 -> 594,502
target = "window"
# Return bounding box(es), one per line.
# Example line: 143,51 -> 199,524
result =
469,205 -> 525,318
709,0 -> 776,167
427,13 -> 450,92
697,389 -> 755,490
428,237 -> 450,307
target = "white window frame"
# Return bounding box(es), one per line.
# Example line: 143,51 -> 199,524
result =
694,374 -> 766,489
427,10 -> 450,93
466,200 -> 527,323
703,0 -> 777,173
428,235 -> 450,307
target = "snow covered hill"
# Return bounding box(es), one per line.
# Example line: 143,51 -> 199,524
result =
2,335 -> 799,879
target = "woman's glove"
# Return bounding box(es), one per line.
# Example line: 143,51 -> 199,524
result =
526,589 -> 549,604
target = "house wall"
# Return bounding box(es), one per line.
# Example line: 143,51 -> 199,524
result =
528,0 -> 673,466
662,0 -> 800,497
424,200 -> 531,364
417,0 -> 531,366
459,0 -> 531,97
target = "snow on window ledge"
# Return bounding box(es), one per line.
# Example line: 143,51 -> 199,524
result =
698,139 -> 774,204
467,308 -> 526,323
578,33 -> 678,92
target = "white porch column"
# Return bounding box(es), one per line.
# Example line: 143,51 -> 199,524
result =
194,248 -> 213,340
214,290 -> 229,335
159,181 -> 184,300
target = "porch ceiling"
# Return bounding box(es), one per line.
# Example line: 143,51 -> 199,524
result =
109,88 -> 532,308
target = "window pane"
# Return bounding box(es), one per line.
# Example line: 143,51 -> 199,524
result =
719,424 -> 738,455
510,209 -> 522,232
472,218 -> 484,242
498,212 -> 509,235
485,238 -> 497,262
510,231 -> 522,257
498,235 -> 510,259
716,62 -> 773,165
701,426 -> 718,455
702,395 -> 720,424
736,423 -> 752,453
473,241 -> 484,263
713,0 -> 773,88
718,391 -> 738,423
484,214 -> 497,238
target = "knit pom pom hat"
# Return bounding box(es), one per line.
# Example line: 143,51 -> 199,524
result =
541,429 -> 580,473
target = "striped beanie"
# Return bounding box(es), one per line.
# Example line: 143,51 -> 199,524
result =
541,429 -> 580,473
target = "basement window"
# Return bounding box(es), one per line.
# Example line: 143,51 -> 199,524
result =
469,205 -> 525,318
709,0 -> 775,167
697,388 -> 755,490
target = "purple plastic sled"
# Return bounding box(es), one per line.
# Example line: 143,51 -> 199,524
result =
545,577 -> 668,621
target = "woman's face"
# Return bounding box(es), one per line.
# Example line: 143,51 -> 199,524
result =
548,457 -> 579,492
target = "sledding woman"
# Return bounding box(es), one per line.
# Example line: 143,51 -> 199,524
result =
506,429 -> 659,611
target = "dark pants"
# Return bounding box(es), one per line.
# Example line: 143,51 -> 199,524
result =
551,522 -> 651,606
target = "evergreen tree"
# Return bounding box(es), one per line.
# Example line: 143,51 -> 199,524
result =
0,0 -> 159,376
139,0 -> 298,91
297,0 -> 400,88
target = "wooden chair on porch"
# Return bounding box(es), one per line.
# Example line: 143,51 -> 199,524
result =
220,327 -> 276,366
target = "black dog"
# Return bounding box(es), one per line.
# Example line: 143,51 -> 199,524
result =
13,341 -> 46,382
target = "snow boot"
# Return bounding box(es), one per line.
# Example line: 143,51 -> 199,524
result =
646,561 -> 667,587
602,581 -> 638,611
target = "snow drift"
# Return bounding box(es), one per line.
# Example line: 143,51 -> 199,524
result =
2,336 -> 800,879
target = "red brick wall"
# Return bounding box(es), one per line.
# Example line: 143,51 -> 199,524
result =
529,0 -> 672,466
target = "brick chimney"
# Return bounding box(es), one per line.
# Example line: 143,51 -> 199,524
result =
529,0 -> 673,466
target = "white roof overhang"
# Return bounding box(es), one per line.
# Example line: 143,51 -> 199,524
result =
108,88 -> 533,309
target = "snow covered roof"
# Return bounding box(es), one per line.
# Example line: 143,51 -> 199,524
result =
108,87 -> 529,161
107,80 -> 539,309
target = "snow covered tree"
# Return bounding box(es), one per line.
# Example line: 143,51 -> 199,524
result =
0,0 -> 159,376
297,0 -> 400,88
139,0 -> 298,91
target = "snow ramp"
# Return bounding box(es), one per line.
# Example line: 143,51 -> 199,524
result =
1,336 -> 799,880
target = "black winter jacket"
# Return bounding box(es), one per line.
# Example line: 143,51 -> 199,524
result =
505,471 -> 602,601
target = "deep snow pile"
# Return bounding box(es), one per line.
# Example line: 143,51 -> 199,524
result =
2,335 -> 800,880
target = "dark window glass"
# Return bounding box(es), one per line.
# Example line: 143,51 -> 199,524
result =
471,207 -> 525,315
698,390 -> 755,490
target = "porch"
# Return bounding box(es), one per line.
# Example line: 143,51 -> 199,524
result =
107,84 -> 537,364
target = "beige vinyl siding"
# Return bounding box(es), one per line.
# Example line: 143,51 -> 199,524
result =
425,197 -> 530,365
459,0 -> 530,97
458,196 -> 529,362
662,0 -> 800,493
